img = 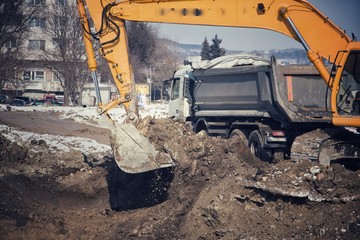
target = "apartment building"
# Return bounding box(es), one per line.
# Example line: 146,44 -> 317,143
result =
1,0 -> 119,104
1,0 -> 79,100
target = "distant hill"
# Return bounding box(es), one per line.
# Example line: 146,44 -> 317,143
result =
160,38 -> 202,56
161,38 -> 310,65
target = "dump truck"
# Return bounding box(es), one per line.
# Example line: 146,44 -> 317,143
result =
167,55 -> 359,164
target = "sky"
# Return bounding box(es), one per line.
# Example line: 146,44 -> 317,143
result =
153,0 -> 360,51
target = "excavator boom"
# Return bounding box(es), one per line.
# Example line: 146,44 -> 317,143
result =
110,0 -> 351,64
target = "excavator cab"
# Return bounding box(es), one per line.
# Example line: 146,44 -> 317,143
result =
318,48 -> 360,166
332,47 -> 360,127
336,51 -> 360,115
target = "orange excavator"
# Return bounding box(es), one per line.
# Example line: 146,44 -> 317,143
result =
76,0 -> 359,173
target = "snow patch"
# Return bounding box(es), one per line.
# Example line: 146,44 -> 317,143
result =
0,124 -> 111,154
0,103 -> 169,155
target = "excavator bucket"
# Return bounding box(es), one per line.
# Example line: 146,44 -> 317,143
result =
110,123 -> 174,173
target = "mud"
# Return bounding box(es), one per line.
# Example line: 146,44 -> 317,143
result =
0,112 -> 360,239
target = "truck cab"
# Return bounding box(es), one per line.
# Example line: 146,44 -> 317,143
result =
168,66 -> 193,121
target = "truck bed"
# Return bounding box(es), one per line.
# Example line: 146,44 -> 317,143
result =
192,63 -> 332,125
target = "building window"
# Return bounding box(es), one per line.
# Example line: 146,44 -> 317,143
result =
23,71 -> 31,81
28,40 -> 45,50
29,0 -> 45,5
3,39 -> 17,48
35,71 -> 44,81
29,18 -> 45,28
55,0 -> 67,5
23,70 -> 45,81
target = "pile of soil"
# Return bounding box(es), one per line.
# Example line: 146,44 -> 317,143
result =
0,115 -> 360,239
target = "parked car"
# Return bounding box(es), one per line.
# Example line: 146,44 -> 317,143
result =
32,99 -> 63,106
9,99 -> 26,106
0,94 -> 9,104
55,95 -> 64,105
43,94 -> 56,101
15,96 -> 33,105
43,94 -> 64,106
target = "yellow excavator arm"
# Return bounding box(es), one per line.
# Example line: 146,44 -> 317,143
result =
76,0 -> 360,172
110,0 -> 351,64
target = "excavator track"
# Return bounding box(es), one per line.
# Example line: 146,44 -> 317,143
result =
318,128 -> 360,170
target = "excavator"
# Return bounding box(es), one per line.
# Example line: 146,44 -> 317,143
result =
76,0 -> 360,173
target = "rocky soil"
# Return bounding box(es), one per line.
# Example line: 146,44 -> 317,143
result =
0,110 -> 359,239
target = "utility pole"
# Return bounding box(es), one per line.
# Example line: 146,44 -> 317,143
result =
149,67 -> 152,104
148,66 -> 155,104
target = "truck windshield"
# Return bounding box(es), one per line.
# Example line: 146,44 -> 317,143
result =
170,78 -> 180,100
337,51 -> 360,116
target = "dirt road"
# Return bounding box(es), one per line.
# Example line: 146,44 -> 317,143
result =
1,110 -> 360,239
0,111 -> 110,144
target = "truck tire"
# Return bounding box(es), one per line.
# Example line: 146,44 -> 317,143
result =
230,129 -> 248,145
248,130 -> 271,162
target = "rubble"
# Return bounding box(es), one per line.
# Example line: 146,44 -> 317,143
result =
0,110 -> 359,239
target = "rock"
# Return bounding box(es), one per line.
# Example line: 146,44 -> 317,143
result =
317,172 -> 326,181
234,194 -> 247,202
218,194 -> 224,201
310,166 -> 321,175
196,130 -> 207,137
303,173 -> 313,180
215,230 -> 226,237
28,212 -> 35,219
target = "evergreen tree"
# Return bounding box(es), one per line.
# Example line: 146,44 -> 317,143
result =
200,37 -> 210,60
209,34 -> 226,60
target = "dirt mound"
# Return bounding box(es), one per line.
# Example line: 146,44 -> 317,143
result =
1,118 -> 360,239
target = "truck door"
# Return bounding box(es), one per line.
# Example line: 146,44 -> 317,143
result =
168,77 -> 181,118
168,74 -> 194,120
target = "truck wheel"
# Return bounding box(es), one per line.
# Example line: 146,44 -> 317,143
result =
230,129 -> 248,145
248,130 -> 271,162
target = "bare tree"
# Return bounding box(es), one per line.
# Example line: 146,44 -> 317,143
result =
127,21 -> 157,83
127,22 -> 182,100
149,38 -> 182,101
0,0 -> 39,92
44,0 -> 88,105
